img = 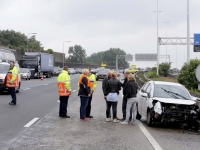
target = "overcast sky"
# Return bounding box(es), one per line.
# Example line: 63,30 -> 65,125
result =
1,0 -> 200,69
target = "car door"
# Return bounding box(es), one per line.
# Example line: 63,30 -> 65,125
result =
142,83 -> 153,117
138,82 -> 149,115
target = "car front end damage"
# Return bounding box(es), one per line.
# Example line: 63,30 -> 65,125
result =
152,100 -> 200,128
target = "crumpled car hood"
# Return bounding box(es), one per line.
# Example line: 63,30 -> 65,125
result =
153,97 -> 196,105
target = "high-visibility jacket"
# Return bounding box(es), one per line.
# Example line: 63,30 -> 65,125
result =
6,66 -> 19,88
57,70 -> 71,96
78,74 -> 91,88
88,73 -> 96,91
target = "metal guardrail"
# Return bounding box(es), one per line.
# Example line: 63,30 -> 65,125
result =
144,73 -> 151,81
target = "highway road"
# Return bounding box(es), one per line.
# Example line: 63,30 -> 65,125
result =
1,73 -> 200,150
0,74 -> 81,150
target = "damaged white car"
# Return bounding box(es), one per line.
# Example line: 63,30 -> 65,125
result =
137,81 -> 200,128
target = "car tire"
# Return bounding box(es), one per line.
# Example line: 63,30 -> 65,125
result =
147,109 -> 154,127
96,78 -> 99,81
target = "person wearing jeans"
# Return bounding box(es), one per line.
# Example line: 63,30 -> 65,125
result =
121,74 -> 138,125
78,69 -> 91,121
106,72 -> 121,123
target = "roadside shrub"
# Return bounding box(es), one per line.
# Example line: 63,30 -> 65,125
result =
152,67 -> 157,72
159,62 -> 170,77
178,59 -> 200,89
147,71 -> 159,79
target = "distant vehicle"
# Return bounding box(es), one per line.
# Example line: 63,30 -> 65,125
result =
96,69 -> 108,81
20,68 -> 31,80
0,49 -> 21,92
53,67 -> 61,76
68,68 -> 76,75
91,68 -> 97,74
126,68 -> 139,74
21,52 -> 54,79
137,81 -> 200,127
75,68 -> 82,74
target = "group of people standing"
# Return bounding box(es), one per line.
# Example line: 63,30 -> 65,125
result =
102,70 -> 138,125
57,66 -> 96,121
57,66 -> 139,124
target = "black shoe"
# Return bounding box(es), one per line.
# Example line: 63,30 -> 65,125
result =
9,102 -> 16,105
62,115 -> 70,118
86,116 -> 93,118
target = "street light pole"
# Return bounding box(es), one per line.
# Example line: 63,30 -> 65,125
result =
163,22 -> 169,62
187,0 -> 190,63
27,33 -> 37,52
63,41 -> 71,68
154,0 -> 161,75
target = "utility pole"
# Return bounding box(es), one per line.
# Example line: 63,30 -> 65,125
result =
187,0 -> 190,63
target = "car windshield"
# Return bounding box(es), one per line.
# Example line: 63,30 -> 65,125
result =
0,64 -> 10,73
98,70 -> 108,74
153,84 -> 191,100
20,68 -> 29,73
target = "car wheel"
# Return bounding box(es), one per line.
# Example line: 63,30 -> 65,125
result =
136,106 -> 142,120
96,78 -> 99,81
147,109 -> 154,127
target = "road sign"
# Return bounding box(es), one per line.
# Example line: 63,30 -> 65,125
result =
125,54 -> 133,61
194,34 -> 200,52
135,53 -> 157,61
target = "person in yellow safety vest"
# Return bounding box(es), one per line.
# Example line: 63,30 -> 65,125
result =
86,67 -> 97,118
7,61 -> 18,105
57,66 -> 71,118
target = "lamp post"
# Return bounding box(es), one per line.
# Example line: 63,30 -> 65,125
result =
154,0 -> 162,75
163,22 -> 169,62
63,41 -> 71,68
187,0 -> 190,63
27,33 -> 37,52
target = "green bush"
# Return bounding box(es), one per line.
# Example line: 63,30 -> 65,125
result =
178,59 -> 200,89
147,71 -> 159,79
152,67 -> 157,72
159,62 -> 170,77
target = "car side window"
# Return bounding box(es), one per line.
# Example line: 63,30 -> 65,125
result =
146,83 -> 152,93
141,83 -> 150,93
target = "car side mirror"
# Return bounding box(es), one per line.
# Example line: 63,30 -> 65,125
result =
141,92 -> 148,98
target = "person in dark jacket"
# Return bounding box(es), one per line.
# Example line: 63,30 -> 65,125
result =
121,70 -> 132,121
78,69 -> 92,121
106,72 -> 121,123
102,71 -> 112,117
120,74 -> 138,125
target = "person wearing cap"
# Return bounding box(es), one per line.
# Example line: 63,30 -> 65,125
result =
57,66 -> 71,118
7,61 -> 18,105
86,68 -> 97,118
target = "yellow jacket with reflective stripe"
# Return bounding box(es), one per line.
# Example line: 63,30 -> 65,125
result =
88,73 -> 96,91
57,70 -> 71,91
8,66 -> 18,83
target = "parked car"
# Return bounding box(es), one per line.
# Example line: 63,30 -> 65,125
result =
68,68 -> 76,75
75,68 -> 82,74
137,81 -> 200,128
53,67 -> 61,76
20,68 -> 31,80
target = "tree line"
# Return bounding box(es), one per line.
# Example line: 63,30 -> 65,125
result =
0,29 -> 129,67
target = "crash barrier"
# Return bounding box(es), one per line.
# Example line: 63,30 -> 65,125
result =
144,73 -> 151,81
135,72 -> 145,88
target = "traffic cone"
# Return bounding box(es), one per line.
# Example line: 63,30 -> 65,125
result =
41,76 -> 44,81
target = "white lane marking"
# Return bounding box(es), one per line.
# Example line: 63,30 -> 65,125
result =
119,89 -> 163,150
23,88 -> 30,90
24,118 -> 39,128
57,100 -> 60,102
136,121 -> 163,150
72,90 -> 76,93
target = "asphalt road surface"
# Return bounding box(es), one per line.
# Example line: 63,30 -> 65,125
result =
0,74 -> 81,150
1,74 -> 200,150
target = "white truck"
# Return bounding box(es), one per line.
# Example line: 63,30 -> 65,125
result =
0,48 -> 21,92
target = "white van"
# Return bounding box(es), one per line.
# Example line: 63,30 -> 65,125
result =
0,48 -> 21,92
